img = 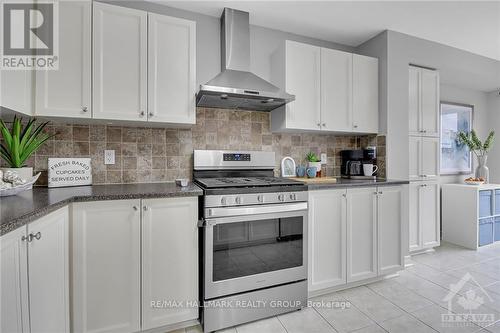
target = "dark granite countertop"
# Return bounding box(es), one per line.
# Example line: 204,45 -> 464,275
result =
306,178 -> 409,190
0,183 -> 203,236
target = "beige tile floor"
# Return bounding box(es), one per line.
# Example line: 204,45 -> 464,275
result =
176,242 -> 500,333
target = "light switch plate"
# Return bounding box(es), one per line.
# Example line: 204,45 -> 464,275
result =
321,153 -> 327,164
104,150 -> 115,165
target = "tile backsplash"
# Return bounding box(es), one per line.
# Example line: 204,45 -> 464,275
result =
2,108 -> 386,185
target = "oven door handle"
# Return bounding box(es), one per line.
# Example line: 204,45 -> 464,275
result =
202,202 -> 308,226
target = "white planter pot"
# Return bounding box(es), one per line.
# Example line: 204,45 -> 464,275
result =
307,162 -> 322,172
0,167 -> 33,180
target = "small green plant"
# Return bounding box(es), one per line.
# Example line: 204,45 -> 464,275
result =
457,129 -> 495,157
306,152 -> 321,162
0,116 -> 53,168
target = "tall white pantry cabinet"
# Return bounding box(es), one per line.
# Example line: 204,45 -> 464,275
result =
408,65 -> 441,253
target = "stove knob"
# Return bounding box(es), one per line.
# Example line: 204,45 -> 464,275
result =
278,194 -> 285,202
235,196 -> 242,204
290,193 -> 297,201
257,195 -> 264,203
221,197 -> 227,205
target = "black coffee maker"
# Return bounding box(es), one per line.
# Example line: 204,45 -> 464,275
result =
341,148 -> 377,178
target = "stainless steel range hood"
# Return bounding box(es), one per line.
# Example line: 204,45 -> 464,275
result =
196,8 -> 295,111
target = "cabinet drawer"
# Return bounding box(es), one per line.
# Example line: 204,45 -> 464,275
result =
479,218 -> 494,247
495,217 -> 500,242
479,191 -> 493,218
495,190 -> 500,215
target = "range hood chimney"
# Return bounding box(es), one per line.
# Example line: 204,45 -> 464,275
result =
196,8 -> 295,111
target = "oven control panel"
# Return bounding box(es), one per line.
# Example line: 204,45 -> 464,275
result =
204,191 -> 309,208
223,153 -> 251,161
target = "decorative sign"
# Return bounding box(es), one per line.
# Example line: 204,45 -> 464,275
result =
48,158 -> 92,188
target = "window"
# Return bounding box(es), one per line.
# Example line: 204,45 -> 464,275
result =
440,102 -> 473,175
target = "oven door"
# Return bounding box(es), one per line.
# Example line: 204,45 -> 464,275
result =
202,203 -> 308,300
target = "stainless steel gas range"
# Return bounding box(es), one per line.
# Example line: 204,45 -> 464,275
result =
194,150 -> 308,333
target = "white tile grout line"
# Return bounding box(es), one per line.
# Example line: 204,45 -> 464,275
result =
275,313 -> 290,333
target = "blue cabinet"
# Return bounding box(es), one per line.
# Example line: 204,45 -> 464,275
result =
479,191 -> 493,218
479,218 -> 494,246
495,190 -> 500,215
495,217 -> 500,242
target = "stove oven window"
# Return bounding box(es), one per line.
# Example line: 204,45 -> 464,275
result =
212,217 -> 303,281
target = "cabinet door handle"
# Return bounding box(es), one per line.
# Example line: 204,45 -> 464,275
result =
33,232 -> 41,241
133,206 -> 139,211
322,123 -> 326,127
21,235 -> 32,242
143,205 -> 149,211
82,106 -> 88,113
149,112 -> 154,117
353,124 -> 358,129
317,122 -> 321,127
378,191 -> 383,194
140,111 -> 145,117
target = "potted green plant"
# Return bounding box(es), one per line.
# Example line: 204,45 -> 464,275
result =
306,152 -> 322,175
0,116 -> 53,180
457,129 -> 495,183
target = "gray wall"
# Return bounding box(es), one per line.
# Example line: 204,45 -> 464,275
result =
487,91 -> 500,183
356,30 -> 500,180
439,85 -> 490,184
103,0 -> 353,88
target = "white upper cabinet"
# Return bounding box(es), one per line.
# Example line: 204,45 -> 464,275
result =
141,197 -> 198,329
408,66 -> 440,137
36,0 -> 91,118
377,186 -> 403,275
271,40 -> 378,134
93,3 -> 147,121
352,54 -> 378,133
271,40 -> 321,131
308,189 -> 347,292
0,70 -> 34,116
408,66 -> 420,135
72,200 -> 141,333
346,187 -> 377,283
320,48 -> 352,132
148,14 -> 196,124
27,207 -> 69,333
420,69 -> 440,137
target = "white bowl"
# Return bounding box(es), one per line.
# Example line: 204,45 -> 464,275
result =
175,178 -> 189,187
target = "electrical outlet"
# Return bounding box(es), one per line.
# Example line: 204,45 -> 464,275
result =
104,150 -> 115,165
321,153 -> 327,164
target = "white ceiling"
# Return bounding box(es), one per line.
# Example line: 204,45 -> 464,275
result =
160,0 -> 500,61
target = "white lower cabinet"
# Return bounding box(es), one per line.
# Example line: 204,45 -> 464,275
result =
72,200 -> 142,333
346,187 -> 378,283
409,182 -> 440,252
72,197 -> 199,333
377,187 -> 404,275
308,186 -> 403,293
308,189 -> 347,292
1,226 -> 29,333
141,197 -> 198,329
0,207 -> 69,333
